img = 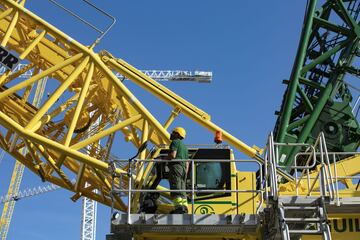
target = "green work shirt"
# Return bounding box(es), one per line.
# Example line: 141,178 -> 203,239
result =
170,139 -> 189,168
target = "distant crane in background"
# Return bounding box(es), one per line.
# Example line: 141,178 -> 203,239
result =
0,74 -> 47,240
0,182 -> 65,203
0,65 -> 213,83
0,64 -> 212,240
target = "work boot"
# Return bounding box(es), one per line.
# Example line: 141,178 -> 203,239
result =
182,205 -> 188,214
171,205 -> 188,214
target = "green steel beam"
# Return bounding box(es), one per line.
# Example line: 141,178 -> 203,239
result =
277,0 -> 318,143
299,77 -> 325,90
297,84 -> 314,111
300,39 -> 349,74
287,115 -> 310,131
334,0 -> 360,36
313,17 -> 352,36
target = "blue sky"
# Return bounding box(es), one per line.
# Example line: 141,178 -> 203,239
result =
0,1 -> 306,239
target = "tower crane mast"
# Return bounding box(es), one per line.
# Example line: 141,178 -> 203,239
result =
0,76 -> 47,240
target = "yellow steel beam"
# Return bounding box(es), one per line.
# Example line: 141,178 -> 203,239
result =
0,53 -> 83,93
0,110 -> 126,175
19,29 -> 46,59
25,56 -> 90,132
64,62 -> 94,146
71,114 -> 142,150
279,154 -> 360,194
4,62 -> 35,85
1,10 -> 18,47
0,8 -> 13,21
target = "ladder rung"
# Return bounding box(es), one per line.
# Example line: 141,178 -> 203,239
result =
289,229 -> 322,235
283,206 -> 317,210
285,217 -> 321,222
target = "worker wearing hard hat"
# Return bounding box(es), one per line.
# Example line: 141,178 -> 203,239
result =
167,127 -> 189,214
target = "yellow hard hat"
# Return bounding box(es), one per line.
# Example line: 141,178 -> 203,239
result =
173,127 -> 186,139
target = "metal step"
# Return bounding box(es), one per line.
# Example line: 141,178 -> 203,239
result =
283,206 -> 317,211
276,196 -> 332,240
277,196 -> 322,205
289,229 -> 322,235
284,217 -> 321,222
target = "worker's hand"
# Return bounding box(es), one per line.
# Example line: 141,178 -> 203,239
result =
168,150 -> 176,160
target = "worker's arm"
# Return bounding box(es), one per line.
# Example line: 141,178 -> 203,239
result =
167,150 -> 177,160
167,140 -> 178,160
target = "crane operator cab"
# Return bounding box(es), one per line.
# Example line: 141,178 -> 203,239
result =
139,146 -> 259,215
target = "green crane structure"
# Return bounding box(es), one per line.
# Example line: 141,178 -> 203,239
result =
274,0 -> 360,170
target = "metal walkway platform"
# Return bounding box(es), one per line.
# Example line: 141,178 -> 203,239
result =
107,213 -> 259,239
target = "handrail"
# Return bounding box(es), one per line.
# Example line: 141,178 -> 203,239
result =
275,142 -> 316,196
264,131 -> 344,202
46,0 -> 116,46
264,134 -> 315,201
321,133 -> 336,198
109,158 -> 264,224
303,132 -> 335,199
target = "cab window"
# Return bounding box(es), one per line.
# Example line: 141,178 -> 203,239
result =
190,149 -> 231,199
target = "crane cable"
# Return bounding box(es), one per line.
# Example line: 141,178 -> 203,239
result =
0,150 -> 4,166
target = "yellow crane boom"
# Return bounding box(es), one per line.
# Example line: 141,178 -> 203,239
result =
0,0 -> 259,214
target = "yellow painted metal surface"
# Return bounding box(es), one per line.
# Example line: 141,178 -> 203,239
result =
237,172 -> 258,215
279,154 -> 360,195
302,214 -> 360,240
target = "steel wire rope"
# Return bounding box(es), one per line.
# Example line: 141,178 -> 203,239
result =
0,150 -> 5,166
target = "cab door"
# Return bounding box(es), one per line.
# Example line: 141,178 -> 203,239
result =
188,148 -> 238,214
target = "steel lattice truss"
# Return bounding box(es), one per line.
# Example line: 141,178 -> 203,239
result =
80,187 -> 97,240
0,182 -> 61,203
274,0 -> 360,169
0,0 -> 258,215
0,76 -> 46,240
0,65 -> 213,83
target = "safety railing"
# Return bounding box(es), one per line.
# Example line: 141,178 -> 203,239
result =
297,152 -> 360,206
108,158 -> 265,224
46,0 -> 116,46
264,132 -> 342,203
263,133 -> 311,202
316,151 -> 360,206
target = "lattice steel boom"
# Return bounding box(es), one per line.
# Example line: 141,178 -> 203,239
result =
0,65 -> 212,83
0,60 -> 210,240
0,182 -> 61,203
274,0 -> 360,170
0,0 -> 259,218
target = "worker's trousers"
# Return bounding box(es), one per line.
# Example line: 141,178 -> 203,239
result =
169,163 -> 187,207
